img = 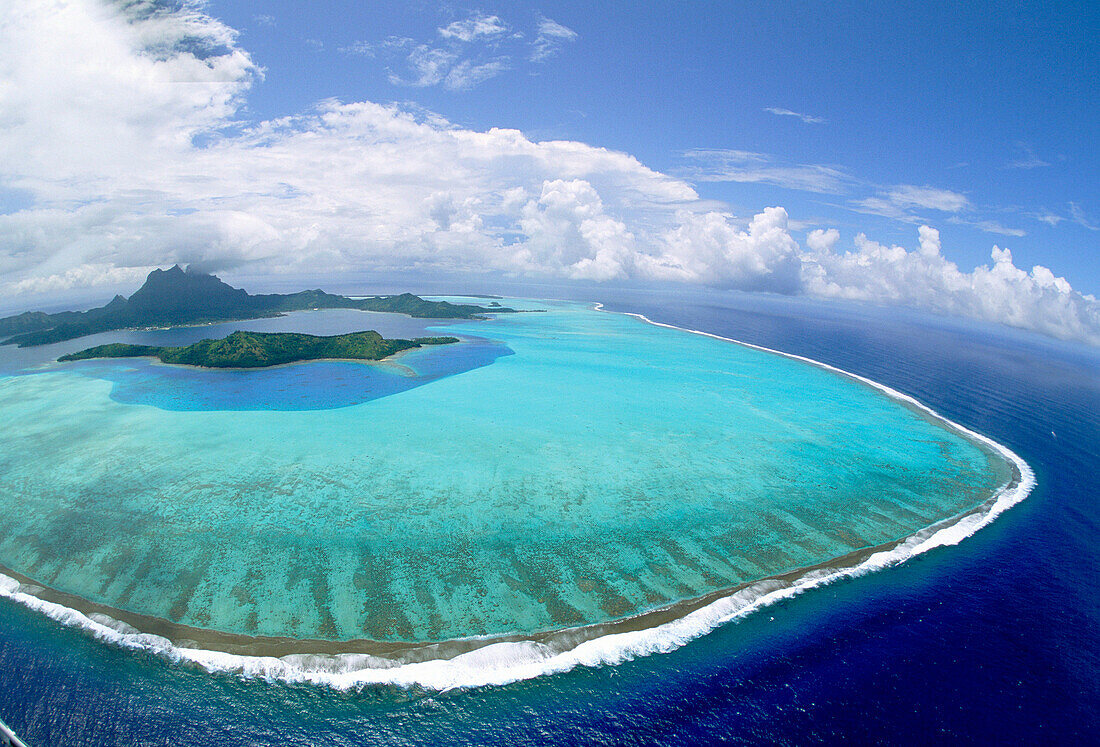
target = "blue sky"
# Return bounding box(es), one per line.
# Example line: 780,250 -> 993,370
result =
0,1 -> 1097,343
210,0 -> 1099,287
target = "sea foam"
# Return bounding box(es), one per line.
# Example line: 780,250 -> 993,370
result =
0,303 -> 1035,691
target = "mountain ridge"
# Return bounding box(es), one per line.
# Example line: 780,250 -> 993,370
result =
0,266 -> 512,347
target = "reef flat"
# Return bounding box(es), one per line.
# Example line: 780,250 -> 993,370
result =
0,298 -> 1023,688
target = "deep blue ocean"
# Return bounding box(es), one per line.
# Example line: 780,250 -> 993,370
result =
1,287 -> 1097,745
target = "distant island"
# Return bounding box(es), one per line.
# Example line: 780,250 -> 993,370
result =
0,265 -> 514,347
59,329 -> 458,368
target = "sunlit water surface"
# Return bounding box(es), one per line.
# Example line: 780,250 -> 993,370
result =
1,290 -> 1093,744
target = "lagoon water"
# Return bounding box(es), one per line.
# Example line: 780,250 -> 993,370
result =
0,299 -> 1012,652
0,290 -> 1095,744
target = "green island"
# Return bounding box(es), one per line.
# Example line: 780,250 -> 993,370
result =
0,265 -> 514,347
58,329 -> 459,368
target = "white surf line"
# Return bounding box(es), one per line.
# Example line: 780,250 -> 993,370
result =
0,714 -> 30,747
597,301 -> 1033,512
595,300 -> 1033,488
0,301 -> 1036,692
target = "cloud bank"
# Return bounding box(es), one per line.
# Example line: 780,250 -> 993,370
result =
1,1 -> 1097,346
802,227 -> 1099,345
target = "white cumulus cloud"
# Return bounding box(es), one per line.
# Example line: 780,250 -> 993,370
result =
438,14 -> 509,42
1,0 -> 1097,347
802,226 -> 1100,345
638,207 -> 802,292
517,180 -> 636,281
806,228 -> 840,253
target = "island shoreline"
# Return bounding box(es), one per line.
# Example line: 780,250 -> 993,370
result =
56,342 -> 439,373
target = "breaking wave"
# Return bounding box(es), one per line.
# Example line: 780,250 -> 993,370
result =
0,303 -> 1035,690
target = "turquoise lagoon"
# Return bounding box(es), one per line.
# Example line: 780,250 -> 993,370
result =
0,300 -> 1015,660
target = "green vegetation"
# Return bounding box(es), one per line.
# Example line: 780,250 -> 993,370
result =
58,330 -> 459,368
2,265 -> 513,347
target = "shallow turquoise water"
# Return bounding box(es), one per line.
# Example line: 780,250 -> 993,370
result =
63,336 -> 511,411
0,300 -> 1009,643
